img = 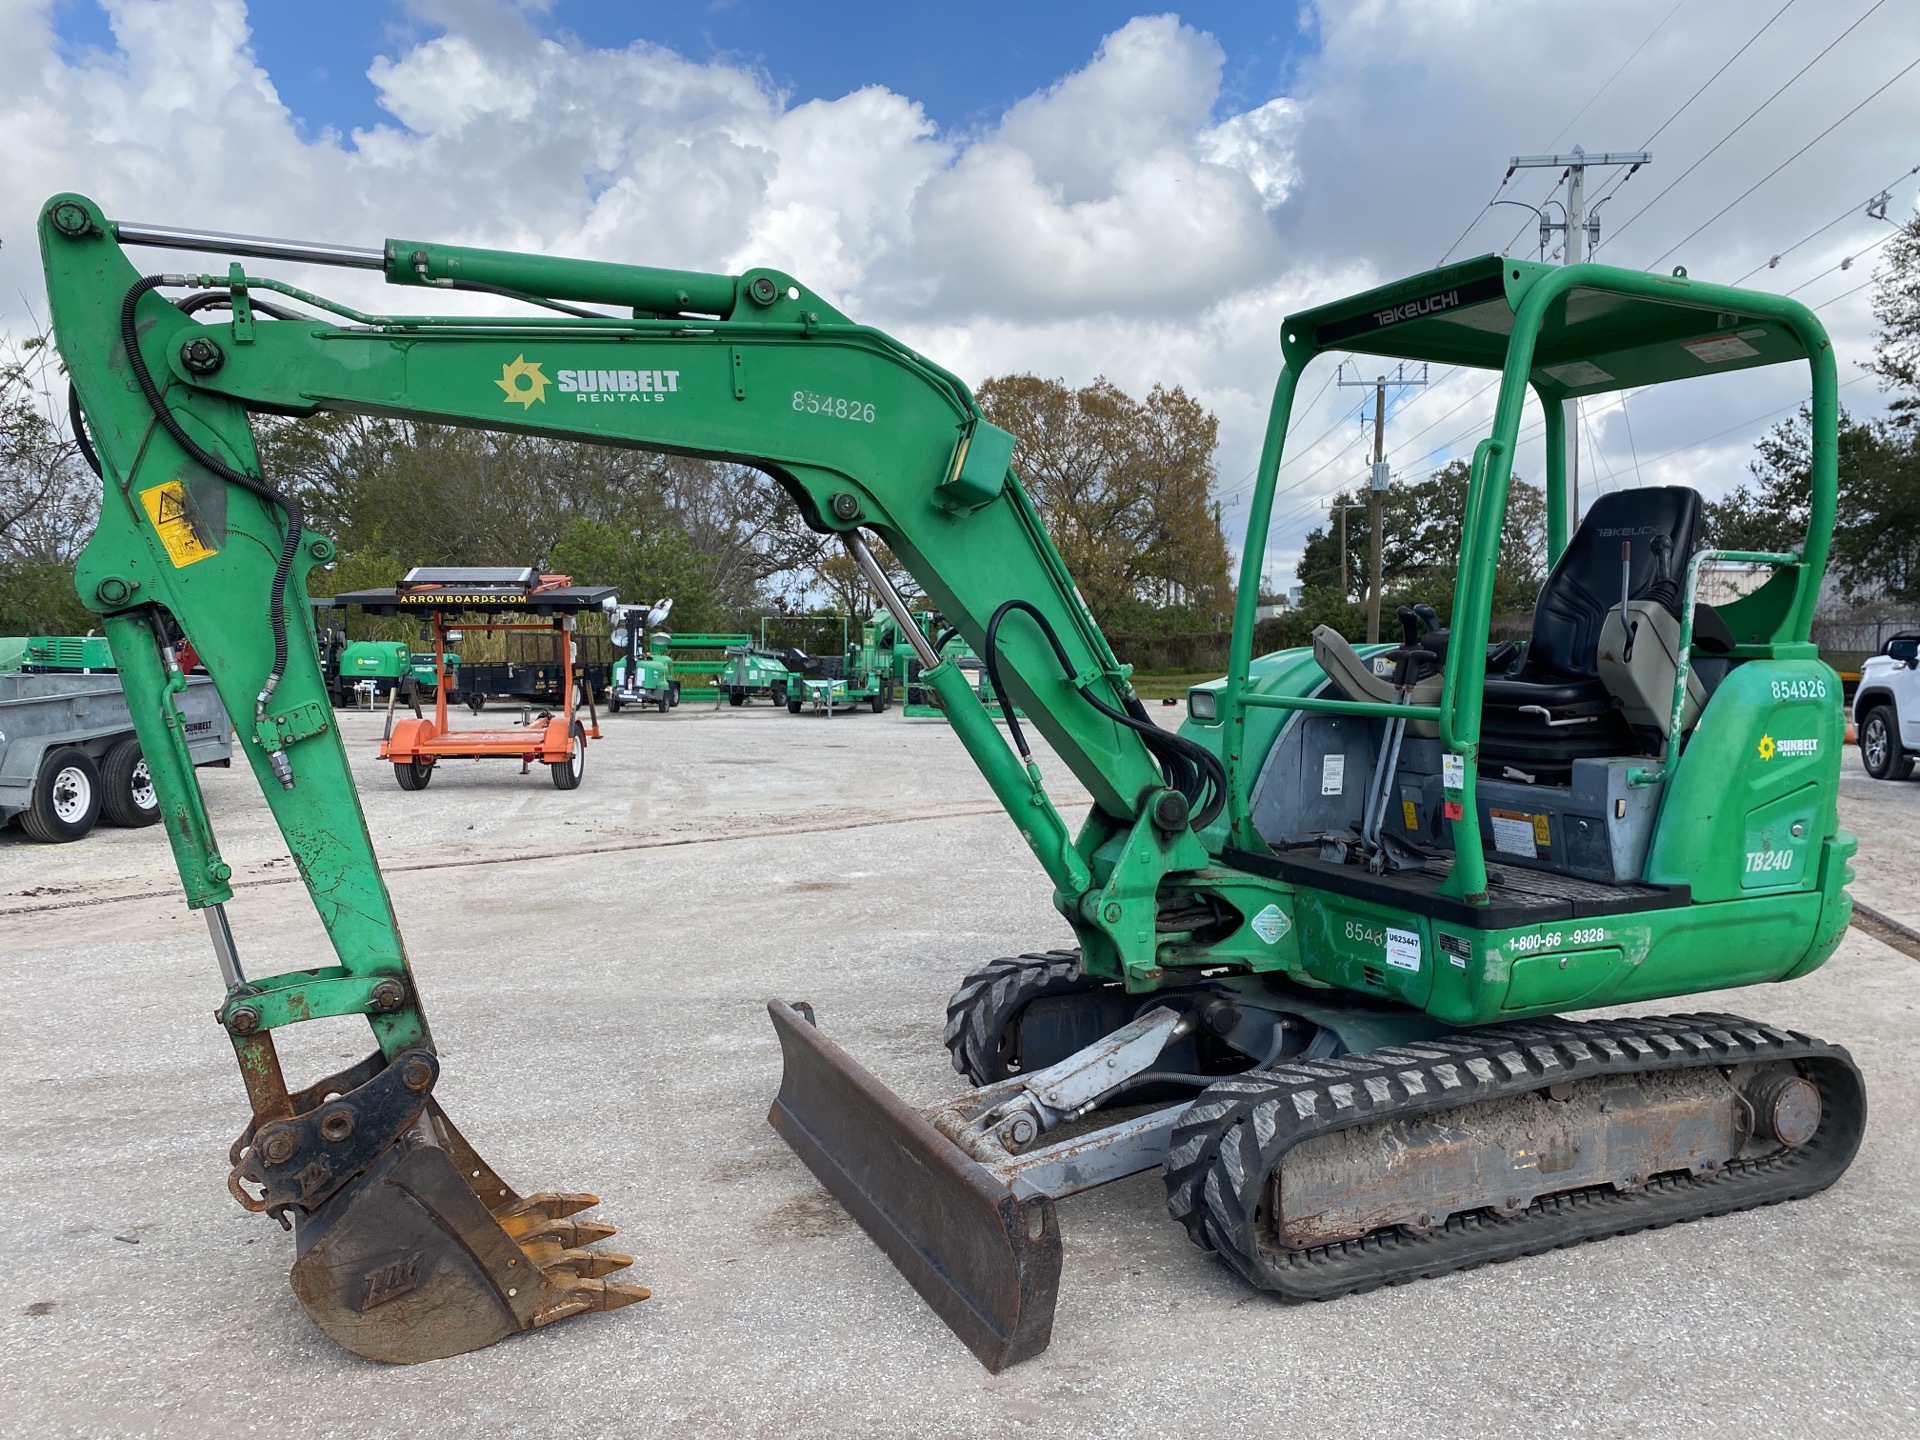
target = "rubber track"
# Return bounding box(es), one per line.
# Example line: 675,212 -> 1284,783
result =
941,950 -> 1092,1084
1163,1012 -> 1865,1300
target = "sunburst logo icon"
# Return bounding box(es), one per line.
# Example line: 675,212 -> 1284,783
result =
496,356 -> 550,408
1757,734 -> 1776,760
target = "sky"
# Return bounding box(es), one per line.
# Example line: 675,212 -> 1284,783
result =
6,0 -> 1919,590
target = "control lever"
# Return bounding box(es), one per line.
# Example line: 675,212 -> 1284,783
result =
1617,540 -> 1637,662
1412,604 -> 1439,635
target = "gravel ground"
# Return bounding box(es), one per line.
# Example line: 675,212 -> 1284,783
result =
1,701 -> 1915,1439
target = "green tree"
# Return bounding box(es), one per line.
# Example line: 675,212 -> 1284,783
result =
1297,461 -> 1548,621
1,337 -> 97,633
1706,405 -> 1920,603
976,375 -> 1232,631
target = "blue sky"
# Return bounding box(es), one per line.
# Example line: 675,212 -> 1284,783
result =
50,0 -> 1309,139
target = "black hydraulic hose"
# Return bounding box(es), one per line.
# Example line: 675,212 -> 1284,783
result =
120,274 -> 303,731
68,383 -> 102,479
175,290 -> 312,322
982,599 -> 1227,832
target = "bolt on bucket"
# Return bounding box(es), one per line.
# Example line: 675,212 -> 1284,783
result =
767,999 -> 1061,1371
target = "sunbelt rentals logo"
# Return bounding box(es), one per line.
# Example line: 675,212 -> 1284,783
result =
496,356 -> 550,409
495,355 -> 683,409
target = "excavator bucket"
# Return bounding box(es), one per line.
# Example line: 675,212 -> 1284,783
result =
767,1000 -> 1061,1371
233,1055 -> 648,1364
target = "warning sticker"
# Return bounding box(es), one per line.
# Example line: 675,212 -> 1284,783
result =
1682,334 -> 1760,365
1442,752 -> 1465,791
1384,927 -> 1422,972
1489,808 -> 1539,859
1401,799 -> 1419,831
1543,360 -> 1614,388
1321,753 -> 1346,796
140,479 -> 218,568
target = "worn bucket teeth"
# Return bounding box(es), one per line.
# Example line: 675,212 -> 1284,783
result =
519,1236 -> 637,1279
498,1191 -> 602,1222
510,1216 -> 621,1247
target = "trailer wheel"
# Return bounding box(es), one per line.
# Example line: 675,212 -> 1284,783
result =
787,697 -> 803,714
771,681 -> 787,706
656,692 -> 670,713
468,694 -> 487,714
669,682 -> 681,708
609,694 -> 624,713
729,688 -> 746,707
20,747 -> 102,843
101,737 -> 161,827
869,690 -> 885,713
551,722 -> 587,790
394,759 -> 434,791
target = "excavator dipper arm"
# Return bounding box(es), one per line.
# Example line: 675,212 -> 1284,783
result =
37,193 -> 1246,1363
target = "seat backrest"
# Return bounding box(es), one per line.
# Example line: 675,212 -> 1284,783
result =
1522,486 -> 1700,681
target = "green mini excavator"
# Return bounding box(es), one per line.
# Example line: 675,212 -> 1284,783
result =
40,195 -> 1863,1371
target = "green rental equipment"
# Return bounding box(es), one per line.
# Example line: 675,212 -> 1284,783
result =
42,195 -> 1863,1371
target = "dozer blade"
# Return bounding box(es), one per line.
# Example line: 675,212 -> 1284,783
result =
767,1000 -> 1061,1372
284,1100 -> 648,1364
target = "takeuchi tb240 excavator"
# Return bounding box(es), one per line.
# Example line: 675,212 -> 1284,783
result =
40,193 -> 1864,1370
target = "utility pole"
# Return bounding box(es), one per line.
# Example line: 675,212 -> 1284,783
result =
1329,501 -> 1366,602
1337,362 -> 1427,642
1507,144 -> 1650,531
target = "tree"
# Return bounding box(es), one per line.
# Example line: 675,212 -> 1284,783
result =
1297,461 -> 1548,622
0,337 -> 97,634
1706,404 -> 1920,604
976,375 -> 1232,632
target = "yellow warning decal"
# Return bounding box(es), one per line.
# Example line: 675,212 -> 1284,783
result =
1532,812 -> 1552,846
139,479 -> 217,568
1401,800 -> 1419,831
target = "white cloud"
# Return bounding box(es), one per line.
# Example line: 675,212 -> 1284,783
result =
4,0 -> 1918,589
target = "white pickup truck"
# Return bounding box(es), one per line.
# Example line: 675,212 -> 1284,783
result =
1854,632 -> 1920,781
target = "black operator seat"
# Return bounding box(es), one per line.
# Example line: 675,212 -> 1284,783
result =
1478,486 -> 1703,781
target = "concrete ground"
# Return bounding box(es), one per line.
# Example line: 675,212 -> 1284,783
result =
1,697 -> 1916,1439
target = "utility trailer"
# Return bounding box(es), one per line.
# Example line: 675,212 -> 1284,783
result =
331,568 -> 613,790
1,638 -> 231,841
722,635 -> 792,706
607,599 -> 681,712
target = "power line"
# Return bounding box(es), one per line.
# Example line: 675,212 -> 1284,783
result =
1435,0 -> 1683,267
1545,0 -> 1689,150
1732,163 -> 1918,284
1584,0 -> 1800,227
1785,228 -> 1899,296
1603,0 -> 1889,252
1648,49 -> 1920,269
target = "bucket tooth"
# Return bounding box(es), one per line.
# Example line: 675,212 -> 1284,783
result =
498,1192 -> 602,1223
519,1238 -> 637,1279
508,1216 -> 621,1247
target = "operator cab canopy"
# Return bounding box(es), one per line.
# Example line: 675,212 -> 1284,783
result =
1282,254 -> 1810,397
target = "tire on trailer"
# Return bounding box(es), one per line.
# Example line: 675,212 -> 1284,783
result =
1859,704 -> 1914,781
468,694 -> 487,714
729,688 -> 746,707
869,690 -> 885,713
786,697 -> 803,714
771,681 -> 787,706
101,736 -> 161,827
19,746 -> 102,843
551,721 -> 587,790
394,759 -> 433,791
669,682 -> 681,708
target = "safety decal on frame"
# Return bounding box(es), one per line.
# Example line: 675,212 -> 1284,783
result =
140,479 -> 218,568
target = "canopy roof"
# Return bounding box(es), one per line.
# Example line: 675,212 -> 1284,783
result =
1285,255 -> 1813,401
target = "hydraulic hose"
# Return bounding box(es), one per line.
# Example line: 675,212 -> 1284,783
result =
120,275 -> 304,774
981,599 -> 1226,833
68,383 -> 102,479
